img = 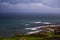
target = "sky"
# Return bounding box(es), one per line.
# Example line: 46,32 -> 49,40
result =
0,0 -> 60,13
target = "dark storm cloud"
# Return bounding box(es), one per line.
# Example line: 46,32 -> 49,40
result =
0,0 -> 60,13
0,0 -> 42,4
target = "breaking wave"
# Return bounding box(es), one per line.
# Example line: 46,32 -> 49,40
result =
31,21 -> 52,24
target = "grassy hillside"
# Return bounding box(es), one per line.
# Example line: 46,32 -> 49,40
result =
0,35 -> 60,40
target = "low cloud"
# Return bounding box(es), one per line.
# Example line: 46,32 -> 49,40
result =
0,2 -> 50,9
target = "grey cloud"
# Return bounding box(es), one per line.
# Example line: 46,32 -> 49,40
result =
42,0 -> 60,8
0,0 -> 60,8
0,2 -> 60,13
0,0 -> 42,4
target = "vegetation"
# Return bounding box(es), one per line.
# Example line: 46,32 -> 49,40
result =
0,35 -> 60,40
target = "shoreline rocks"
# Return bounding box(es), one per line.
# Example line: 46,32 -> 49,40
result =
15,25 -> 60,37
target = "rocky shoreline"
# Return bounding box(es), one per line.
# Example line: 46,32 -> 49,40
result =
15,25 -> 60,37
0,25 -> 60,40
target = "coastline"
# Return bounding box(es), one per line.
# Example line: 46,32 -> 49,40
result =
25,25 -> 60,35
0,24 -> 60,40
0,24 -> 60,38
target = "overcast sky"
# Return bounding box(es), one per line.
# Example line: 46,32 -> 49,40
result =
0,0 -> 60,13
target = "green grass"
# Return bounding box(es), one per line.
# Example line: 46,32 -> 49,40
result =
0,35 -> 60,40
22,35 -> 60,40
21,36 -> 43,40
0,37 -> 18,40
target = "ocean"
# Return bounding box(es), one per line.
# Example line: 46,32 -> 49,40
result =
0,14 -> 60,37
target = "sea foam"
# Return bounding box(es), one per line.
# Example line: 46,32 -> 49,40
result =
32,21 -> 41,23
27,30 -> 42,34
42,22 -> 52,24
25,27 -> 37,30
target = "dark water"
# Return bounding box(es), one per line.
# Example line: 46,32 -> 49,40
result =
0,17 -> 60,37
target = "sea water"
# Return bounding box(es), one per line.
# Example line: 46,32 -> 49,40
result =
0,16 -> 60,37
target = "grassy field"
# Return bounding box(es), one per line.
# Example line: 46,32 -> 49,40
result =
0,37 -> 18,40
0,35 -> 60,40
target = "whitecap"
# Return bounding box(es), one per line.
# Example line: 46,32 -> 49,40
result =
25,27 -> 37,30
27,30 -> 42,34
25,26 -> 45,30
32,21 -> 42,24
42,22 -> 51,24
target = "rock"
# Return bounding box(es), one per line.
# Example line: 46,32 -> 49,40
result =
27,25 -> 60,37
15,25 -> 60,37
15,33 -> 25,37
28,30 -> 51,37
18,38 -> 26,40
